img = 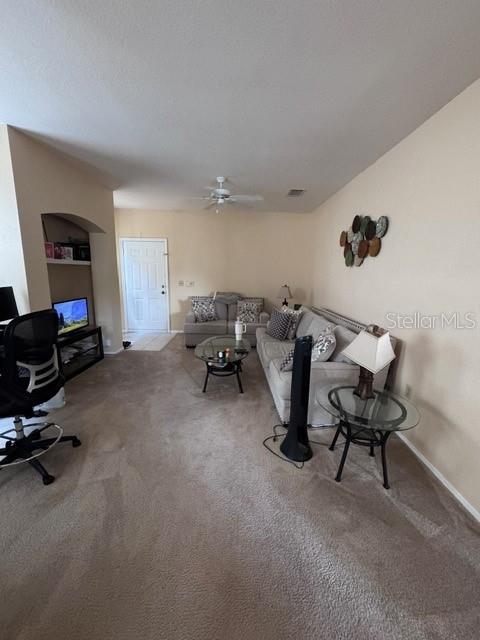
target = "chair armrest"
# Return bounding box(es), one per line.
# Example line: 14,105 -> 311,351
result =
185,311 -> 196,323
259,311 -> 270,324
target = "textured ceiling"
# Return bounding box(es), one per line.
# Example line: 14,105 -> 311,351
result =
1,1 -> 480,212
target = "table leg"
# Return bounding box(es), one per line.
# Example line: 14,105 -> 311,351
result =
335,423 -> 351,483
329,424 -> 342,451
381,432 -> 391,489
202,366 -> 210,393
235,364 -> 244,394
369,445 -> 375,457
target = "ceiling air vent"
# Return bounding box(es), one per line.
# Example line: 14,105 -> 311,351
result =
287,189 -> 305,197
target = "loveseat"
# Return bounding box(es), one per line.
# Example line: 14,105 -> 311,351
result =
256,306 -> 396,426
184,292 -> 270,347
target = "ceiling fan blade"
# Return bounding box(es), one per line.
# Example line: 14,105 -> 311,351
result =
186,196 -> 212,200
203,201 -> 217,210
229,195 -> 264,202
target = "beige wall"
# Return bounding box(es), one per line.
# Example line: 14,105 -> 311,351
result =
115,209 -> 314,330
0,126 -> 29,313
6,127 -> 122,352
312,79 -> 480,513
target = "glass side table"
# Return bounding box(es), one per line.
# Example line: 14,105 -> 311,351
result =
195,335 -> 251,394
316,385 -> 420,489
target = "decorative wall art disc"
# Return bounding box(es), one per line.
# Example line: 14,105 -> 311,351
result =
365,220 -> 376,240
358,239 -> 369,259
339,215 -> 388,267
376,216 -> 389,238
369,237 -> 381,257
359,216 -> 371,235
345,250 -> 354,267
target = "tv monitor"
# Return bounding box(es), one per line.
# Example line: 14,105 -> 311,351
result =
53,298 -> 89,335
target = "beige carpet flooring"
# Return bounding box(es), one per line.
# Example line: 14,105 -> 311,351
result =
1,335 -> 479,640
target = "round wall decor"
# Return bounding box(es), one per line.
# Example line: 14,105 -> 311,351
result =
339,214 -> 388,267
352,215 -> 361,233
369,237 -> 381,257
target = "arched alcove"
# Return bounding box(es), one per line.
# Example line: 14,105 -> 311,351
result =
44,211 -> 106,234
42,213 -> 97,325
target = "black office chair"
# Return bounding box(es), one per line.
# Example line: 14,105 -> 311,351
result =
0,309 -> 81,485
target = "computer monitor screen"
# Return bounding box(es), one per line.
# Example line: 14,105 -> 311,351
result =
53,298 -> 89,335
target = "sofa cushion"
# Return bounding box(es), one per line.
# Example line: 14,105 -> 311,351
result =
262,340 -> 295,363
331,325 -> 356,363
214,293 -> 242,321
266,308 -> 291,340
256,327 -> 280,344
184,319 -> 227,335
269,358 -> 293,399
295,308 -> 317,337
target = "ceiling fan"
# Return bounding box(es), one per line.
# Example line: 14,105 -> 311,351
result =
191,176 -> 263,213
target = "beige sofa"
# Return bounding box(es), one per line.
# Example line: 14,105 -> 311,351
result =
256,306 -> 396,426
184,293 -> 270,347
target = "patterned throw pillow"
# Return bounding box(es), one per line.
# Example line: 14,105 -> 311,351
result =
281,307 -> 303,340
280,326 -> 336,372
191,297 -> 218,323
312,326 -> 336,362
237,299 -> 262,323
279,348 -> 295,372
266,308 -> 292,341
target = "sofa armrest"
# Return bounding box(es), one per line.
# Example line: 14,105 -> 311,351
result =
259,311 -> 270,324
185,310 -> 196,323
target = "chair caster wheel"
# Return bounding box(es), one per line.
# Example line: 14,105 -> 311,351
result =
72,438 -> 81,447
43,474 -> 55,485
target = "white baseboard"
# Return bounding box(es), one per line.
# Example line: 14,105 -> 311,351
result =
397,432 -> 480,523
170,330 -> 183,334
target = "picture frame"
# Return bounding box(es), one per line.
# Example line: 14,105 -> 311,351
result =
44,242 -> 54,259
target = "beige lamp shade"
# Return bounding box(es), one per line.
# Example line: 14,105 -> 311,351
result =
341,330 -> 395,374
277,285 -> 292,300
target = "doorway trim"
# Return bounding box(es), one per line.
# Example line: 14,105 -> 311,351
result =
119,237 -> 171,333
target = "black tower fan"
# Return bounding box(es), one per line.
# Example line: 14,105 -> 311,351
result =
280,335 -> 313,462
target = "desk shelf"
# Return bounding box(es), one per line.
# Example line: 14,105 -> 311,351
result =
57,325 -> 104,381
46,258 -> 91,266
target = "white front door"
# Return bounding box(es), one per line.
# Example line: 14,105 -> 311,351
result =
121,239 -> 169,331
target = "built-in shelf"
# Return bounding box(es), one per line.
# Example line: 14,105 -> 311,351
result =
46,258 -> 91,266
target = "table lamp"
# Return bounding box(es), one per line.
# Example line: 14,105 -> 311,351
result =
341,325 -> 395,400
277,284 -> 292,307
0,286 -> 19,322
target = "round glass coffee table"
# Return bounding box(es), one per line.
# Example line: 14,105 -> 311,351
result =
316,385 -> 420,489
195,336 -> 251,394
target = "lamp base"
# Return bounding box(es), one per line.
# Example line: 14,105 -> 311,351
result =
353,367 -> 375,400
282,298 -> 289,306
